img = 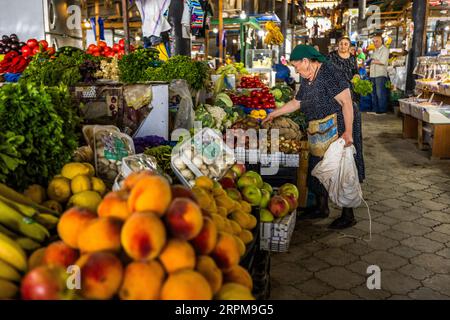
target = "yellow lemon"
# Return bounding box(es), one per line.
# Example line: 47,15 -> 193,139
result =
91,177 -> 107,196
61,162 -> 91,180
47,177 -> 71,203
71,175 -> 92,194
67,191 -> 102,212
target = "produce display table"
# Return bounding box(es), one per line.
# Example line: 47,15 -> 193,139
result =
399,93 -> 450,159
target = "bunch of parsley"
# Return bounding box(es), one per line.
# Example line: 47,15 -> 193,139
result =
0,82 -> 80,190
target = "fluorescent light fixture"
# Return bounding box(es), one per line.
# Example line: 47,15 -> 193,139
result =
240,11 -> 247,19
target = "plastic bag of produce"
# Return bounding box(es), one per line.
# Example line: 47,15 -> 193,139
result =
94,127 -> 135,185
170,79 -> 195,130
311,138 -> 362,208
83,125 -> 120,149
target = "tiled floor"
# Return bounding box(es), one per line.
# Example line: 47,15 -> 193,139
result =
270,113 -> 450,300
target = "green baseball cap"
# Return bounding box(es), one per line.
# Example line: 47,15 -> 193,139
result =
290,44 -> 327,63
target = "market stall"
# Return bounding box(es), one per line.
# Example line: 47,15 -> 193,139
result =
398,55 -> 450,159
0,22 -> 307,299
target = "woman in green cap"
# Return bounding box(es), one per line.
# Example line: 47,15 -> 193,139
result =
263,45 -> 365,229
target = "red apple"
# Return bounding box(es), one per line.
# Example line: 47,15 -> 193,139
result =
230,164 -> 246,178
21,265 -> 75,300
219,177 -> 236,189
269,195 -> 290,218
223,170 -> 237,181
282,194 -> 298,212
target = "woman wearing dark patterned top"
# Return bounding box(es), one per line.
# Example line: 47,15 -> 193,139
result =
264,45 -> 365,229
328,37 -> 359,101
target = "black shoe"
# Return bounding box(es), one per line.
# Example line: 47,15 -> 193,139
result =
328,208 -> 356,229
298,193 -> 330,220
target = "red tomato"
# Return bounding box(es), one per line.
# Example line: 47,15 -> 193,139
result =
88,44 -> 96,51
119,39 -> 125,49
112,44 -> 120,52
93,52 -> 101,57
104,46 -> 112,53
39,40 -> 49,50
98,41 -> 107,48
32,47 -> 41,55
46,47 -> 55,55
21,45 -> 32,56
91,46 -> 100,53
106,52 -> 115,58
26,39 -> 38,49
129,44 -> 135,52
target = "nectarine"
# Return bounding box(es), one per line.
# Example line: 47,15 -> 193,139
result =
57,207 -> 96,249
159,239 -> 196,273
161,270 -> 212,300
121,212 -> 166,261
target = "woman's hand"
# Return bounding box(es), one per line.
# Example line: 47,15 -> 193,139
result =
342,131 -> 353,147
262,112 -> 276,124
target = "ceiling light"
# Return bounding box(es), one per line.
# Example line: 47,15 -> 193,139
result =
258,30 -> 265,37
213,28 -> 219,34
135,36 -> 141,41
445,26 -> 450,31
84,20 -> 91,28
240,11 -> 247,20
232,39 -> 237,44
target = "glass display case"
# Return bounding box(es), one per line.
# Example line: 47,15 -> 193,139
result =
245,49 -> 279,71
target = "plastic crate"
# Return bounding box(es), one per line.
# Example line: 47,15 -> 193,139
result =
260,210 -> 296,252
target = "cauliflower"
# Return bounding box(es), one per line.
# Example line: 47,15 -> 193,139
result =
206,106 -> 227,130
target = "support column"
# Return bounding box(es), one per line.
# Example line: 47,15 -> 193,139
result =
168,0 -> 191,56
405,0 -> 428,94
291,0 -> 296,25
280,0 -> 289,57
219,0 -> 224,62
243,0 -> 254,15
358,0 -> 366,33
95,0 -> 100,44
121,0 -> 130,53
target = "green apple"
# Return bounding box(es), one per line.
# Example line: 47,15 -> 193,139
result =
262,182 -> 273,195
260,189 -> 271,209
226,188 -> 242,201
241,186 -> 262,207
242,171 -> 263,189
260,208 -> 274,222
279,183 -> 299,200
237,176 -> 257,190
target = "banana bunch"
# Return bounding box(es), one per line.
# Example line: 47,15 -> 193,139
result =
264,22 -> 284,46
0,183 -> 60,298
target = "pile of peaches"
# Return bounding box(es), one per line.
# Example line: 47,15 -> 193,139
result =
20,171 -> 255,300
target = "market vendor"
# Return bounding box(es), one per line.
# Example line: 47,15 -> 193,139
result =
263,45 -> 365,230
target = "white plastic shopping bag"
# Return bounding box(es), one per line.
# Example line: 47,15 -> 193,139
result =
311,138 -> 362,208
